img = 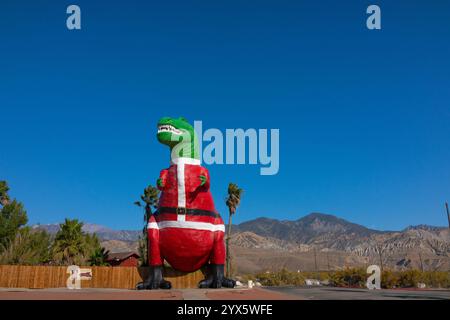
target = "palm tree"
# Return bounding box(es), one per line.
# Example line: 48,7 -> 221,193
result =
136,185 -> 160,224
88,247 -> 110,266
51,219 -> 86,265
134,185 -> 160,266
225,183 -> 243,277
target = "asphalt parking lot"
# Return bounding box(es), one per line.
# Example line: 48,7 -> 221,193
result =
0,286 -> 449,300
266,286 -> 450,300
0,287 -> 294,300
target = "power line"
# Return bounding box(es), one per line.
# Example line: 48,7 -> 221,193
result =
446,202 -> 450,229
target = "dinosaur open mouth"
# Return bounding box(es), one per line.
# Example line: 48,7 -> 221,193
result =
158,125 -> 183,135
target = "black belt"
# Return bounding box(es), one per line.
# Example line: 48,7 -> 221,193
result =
157,206 -> 219,218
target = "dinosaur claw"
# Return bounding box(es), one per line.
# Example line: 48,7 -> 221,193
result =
136,265 -> 171,290
222,278 -> 236,288
198,264 -> 236,289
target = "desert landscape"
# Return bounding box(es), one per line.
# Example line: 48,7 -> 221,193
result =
33,212 -> 450,275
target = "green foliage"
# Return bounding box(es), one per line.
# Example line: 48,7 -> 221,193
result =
255,269 -> 306,286
329,268 -> 367,287
420,271 -> 450,288
397,269 -> 423,288
0,180 -> 110,266
225,183 -> 243,216
51,218 -> 86,265
24,227 -> 52,263
135,184 -> 159,266
88,247 -> 110,266
0,228 -> 51,265
382,270 -> 450,289
0,180 -> 51,264
140,186 -> 160,210
51,218 -> 105,265
381,270 -> 400,288
137,233 -> 148,266
250,269 -> 450,289
225,182 -> 244,278
84,233 -> 102,258
0,181 -> 28,250
0,181 -> 10,205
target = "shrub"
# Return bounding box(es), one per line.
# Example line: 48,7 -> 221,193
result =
248,269 -> 450,289
381,270 -> 400,289
255,269 -> 306,286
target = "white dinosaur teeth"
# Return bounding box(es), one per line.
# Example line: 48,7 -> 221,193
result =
158,125 -> 182,134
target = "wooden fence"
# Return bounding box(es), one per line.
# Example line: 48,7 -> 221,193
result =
0,265 -> 205,289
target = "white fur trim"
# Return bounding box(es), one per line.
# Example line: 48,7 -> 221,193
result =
170,157 -> 201,166
147,222 -> 159,230
177,162 -> 186,207
148,220 -> 224,232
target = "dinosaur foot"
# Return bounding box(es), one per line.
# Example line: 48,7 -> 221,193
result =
136,265 -> 172,290
198,264 -> 236,289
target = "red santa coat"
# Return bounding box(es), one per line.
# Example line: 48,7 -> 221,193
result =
148,157 -> 226,272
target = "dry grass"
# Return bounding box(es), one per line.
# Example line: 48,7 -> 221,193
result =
244,268 -> 450,289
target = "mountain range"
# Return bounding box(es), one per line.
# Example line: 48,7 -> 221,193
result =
33,213 -> 450,274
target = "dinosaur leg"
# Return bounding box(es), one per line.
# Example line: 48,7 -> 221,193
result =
136,219 -> 171,290
137,265 -> 171,290
199,231 -> 235,289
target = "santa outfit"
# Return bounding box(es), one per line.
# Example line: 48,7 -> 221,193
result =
147,157 -> 226,273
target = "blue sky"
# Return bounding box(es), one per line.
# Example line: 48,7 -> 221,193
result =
1,1 -> 449,230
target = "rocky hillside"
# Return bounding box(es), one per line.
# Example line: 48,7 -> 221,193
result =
33,223 -> 141,241
33,213 -> 450,273
235,213 -> 383,241
231,214 -> 449,273
234,213 -> 449,255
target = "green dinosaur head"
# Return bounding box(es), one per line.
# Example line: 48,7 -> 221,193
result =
157,117 -> 200,160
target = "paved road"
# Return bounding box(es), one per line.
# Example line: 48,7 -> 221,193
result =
266,286 -> 450,300
1,287 -> 449,300
0,287 -> 295,300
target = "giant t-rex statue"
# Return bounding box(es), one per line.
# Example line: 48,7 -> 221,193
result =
137,117 -> 235,290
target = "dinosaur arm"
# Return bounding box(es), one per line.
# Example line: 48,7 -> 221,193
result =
198,167 -> 210,190
157,169 -> 169,190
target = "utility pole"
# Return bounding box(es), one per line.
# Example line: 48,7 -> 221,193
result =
326,252 -> 331,271
313,248 -> 318,279
376,244 -> 384,273
418,252 -> 424,272
446,202 -> 450,229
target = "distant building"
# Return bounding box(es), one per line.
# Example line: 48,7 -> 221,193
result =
106,252 -> 140,267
